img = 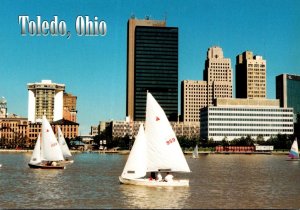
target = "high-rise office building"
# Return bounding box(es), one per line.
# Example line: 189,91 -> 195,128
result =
181,46 -> 232,122
236,51 -> 266,98
63,92 -> 77,122
27,80 -> 65,123
126,17 -> 178,121
276,74 -> 300,121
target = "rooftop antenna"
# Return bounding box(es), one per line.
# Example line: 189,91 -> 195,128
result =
164,12 -> 167,22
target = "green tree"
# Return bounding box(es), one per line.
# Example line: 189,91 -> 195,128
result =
221,136 -> 229,146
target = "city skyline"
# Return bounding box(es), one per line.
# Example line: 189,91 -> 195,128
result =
0,0 -> 299,134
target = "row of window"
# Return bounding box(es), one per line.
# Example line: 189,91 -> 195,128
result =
209,123 -> 293,127
209,128 -> 293,132
248,64 -> 265,67
210,108 -> 293,112
209,133 -> 271,137
209,113 -> 293,117
208,118 -> 293,122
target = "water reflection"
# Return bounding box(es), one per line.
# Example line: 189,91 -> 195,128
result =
119,184 -> 191,209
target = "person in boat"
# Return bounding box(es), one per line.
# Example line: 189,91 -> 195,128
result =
164,172 -> 174,182
156,172 -> 162,182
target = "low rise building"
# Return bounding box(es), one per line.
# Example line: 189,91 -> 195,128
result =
0,116 -> 29,148
105,119 -> 199,139
200,98 -> 294,141
28,119 -> 79,147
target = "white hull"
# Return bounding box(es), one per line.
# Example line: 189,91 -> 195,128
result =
119,176 -> 189,187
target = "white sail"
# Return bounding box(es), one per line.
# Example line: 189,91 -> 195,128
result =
121,124 -> 147,179
57,126 -> 72,158
145,92 -> 191,173
289,138 -> 299,159
29,134 -> 42,165
193,145 -> 199,158
41,116 -> 64,161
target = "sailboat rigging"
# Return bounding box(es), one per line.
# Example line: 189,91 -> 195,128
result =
28,116 -> 66,169
119,92 -> 190,186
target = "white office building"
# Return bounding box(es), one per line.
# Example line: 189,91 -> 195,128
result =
27,80 -> 65,123
200,98 -> 294,141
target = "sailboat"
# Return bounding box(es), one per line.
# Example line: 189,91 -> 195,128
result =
287,138 -> 299,161
192,145 -> 199,159
119,92 -> 191,187
28,116 -> 66,169
57,126 -> 74,164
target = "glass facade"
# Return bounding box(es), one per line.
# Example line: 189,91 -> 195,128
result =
276,74 -> 300,121
134,26 -> 178,121
286,75 -> 300,116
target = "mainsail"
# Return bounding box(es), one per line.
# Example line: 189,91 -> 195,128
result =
41,116 -> 64,162
145,92 -> 191,173
289,138 -> 299,159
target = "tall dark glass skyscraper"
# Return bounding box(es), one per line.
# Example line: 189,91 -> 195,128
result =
276,74 -> 300,121
126,18 -> 178,121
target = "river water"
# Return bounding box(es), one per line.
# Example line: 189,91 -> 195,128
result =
0,152 -> 299,209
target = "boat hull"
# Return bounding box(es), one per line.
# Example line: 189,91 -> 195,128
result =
119,176 -> 189,187
62,160 -> 74,164
28,163 -> 66,169
286,159 -> 299,161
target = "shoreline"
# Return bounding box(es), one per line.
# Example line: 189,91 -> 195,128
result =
0,149 -> 288,155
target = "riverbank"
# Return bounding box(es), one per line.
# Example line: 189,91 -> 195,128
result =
0,149 -> 130,155
0,149 -> 288,155
184,150 -> 289,155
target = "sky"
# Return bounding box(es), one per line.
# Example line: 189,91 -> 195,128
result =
0,0 -> 299,134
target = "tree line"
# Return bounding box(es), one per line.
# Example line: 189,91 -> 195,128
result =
0,129 -> 295,151
91,129 -> 296,151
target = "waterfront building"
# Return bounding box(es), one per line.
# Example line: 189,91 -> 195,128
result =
0,116 -> 29,147
171,122 -> 199,139
0,97 -> 7,118
51,119 -> 79,139
276,74 -> 300,121
103,119 -> 199,139
181,46 -> 232,123
200,98 -> 294,141
236,51 -> 266,99
28,119 -> 79,143
90,126 -> 99,136
126,17 -> 178,121
27,80 -> 65,123
63,92 -> 77,122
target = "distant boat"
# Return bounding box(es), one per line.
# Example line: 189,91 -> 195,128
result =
192,145 -> 199,159
287,138 -> 299,161
28,116 -> 66,169
119,92 -> 191,187
57,126 -> 74,164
